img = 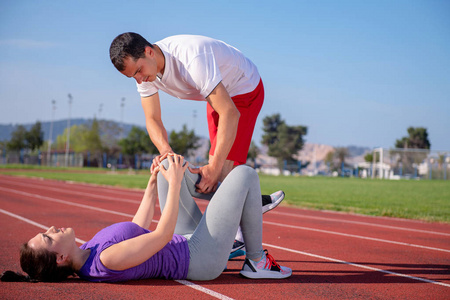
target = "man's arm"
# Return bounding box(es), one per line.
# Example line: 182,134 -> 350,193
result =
141,93 -> 174,173
141,92 -> 173,156
193,82 -> 240,193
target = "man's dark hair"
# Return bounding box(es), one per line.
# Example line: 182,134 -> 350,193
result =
110,32 -> 153,71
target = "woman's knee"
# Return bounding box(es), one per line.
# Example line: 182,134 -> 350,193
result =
231,165 -> 258,183
159,158 -> 170,169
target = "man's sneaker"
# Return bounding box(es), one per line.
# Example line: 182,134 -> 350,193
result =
240,249 -> 292,279
229,249 -> 246,260
231,240 -> 245,253
262,190 -> 285,214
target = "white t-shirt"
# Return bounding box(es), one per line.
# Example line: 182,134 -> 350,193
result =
137,35 -> 260,100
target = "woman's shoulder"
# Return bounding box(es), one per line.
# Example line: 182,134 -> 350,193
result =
81,222 -> 148,249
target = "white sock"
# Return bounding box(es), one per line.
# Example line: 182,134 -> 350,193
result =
235,226 -> 244,242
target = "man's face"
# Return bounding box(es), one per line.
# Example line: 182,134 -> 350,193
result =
120,46 -> 158,84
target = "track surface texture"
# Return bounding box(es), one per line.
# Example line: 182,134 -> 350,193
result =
0,174 -> 449,299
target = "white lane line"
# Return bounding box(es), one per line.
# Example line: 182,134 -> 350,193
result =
270,211 -> 450,237
175,280 -> 234,300
2,185 -> 447,254
2,176 -> 446,236
0,208 -> 234,300
264,221 -> 450,253
2,206 -> 448,290
0,178 -> 143,205
0,209 -> 87,245
263,243 -> 450,288
0,186 -> 139,220
3,178 -> 449,290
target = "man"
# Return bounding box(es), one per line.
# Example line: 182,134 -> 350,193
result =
109,33 -> 283,251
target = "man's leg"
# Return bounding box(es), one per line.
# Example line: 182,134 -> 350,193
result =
206,79 -> 284,215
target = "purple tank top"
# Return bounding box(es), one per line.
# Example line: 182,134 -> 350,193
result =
78,222 -> 189,282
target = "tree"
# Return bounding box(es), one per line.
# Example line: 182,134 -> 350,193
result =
99,120 -> 121,154
364,152 -> 373,163
395,127 -> 431,149
324,150 -> 335,166
55,124 -> 84,151
364,152 -> 380,163
6,122 -> 44,152
324,148 -> 349,173
261,113 -> 307,173
55,121 -> 103,153
169,124 -> 200,156
394,127 -> 431,175
7,125 -> 27,151
119,126 -> 157,155
335,147 -> 349,167
25,121 -> 44,151
247,140 -> 259,168
84,119 -> 103,153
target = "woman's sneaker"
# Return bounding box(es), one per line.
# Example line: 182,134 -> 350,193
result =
240,250 -> 292,279
262,190 -> 285,214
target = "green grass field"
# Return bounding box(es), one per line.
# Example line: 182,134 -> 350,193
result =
1,165 -> 449,223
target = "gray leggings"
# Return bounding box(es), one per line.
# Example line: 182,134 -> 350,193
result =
157,163 -> 263,280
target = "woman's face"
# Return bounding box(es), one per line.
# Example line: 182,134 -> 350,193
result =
28,226 -> 76,255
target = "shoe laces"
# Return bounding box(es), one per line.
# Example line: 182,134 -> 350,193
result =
263,249 -> 281,270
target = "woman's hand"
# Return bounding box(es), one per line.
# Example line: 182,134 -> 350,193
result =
150,152 -> 171,174
149,153 -> 168,185
159,153 -> 189,185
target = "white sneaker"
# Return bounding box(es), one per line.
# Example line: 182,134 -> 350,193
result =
262,191 -> 285,214
240,250 -> 292,279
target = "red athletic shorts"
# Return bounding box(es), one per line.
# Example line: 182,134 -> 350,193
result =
207,79 -> 264,166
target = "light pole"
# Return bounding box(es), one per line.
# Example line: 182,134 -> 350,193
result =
47,100 -> 56,166
65,93 -> 72,167
120,97 -> 125,139
193,109 -> 197,132
98,103 -> 103,119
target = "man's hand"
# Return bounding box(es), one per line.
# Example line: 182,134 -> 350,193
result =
150,152 -> 171,174
189,164 -> 221,194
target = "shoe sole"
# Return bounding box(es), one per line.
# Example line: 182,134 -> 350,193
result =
240,269 -> 292,279
229,249 -> 246,260
262,192 -> 285,214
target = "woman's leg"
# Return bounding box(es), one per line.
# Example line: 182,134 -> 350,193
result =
157,161 -> 206,235
186,165 -> 263,280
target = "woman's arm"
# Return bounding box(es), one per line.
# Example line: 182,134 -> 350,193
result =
131,173 -> 158,229
100,154 -> 188,271
131,154 -> 168,228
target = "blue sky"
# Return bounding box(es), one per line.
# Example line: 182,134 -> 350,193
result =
1,0 -> 449,150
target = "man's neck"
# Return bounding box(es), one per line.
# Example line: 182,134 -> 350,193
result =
153,45 -> 165,75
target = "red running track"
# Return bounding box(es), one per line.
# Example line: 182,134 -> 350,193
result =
0,174 -> 449,299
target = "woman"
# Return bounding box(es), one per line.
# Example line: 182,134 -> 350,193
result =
1,153 -> 291,282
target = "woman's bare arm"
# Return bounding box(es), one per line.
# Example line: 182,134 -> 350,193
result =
100,154 -> 188,271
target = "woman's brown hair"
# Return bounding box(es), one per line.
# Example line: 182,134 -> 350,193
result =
1,242 -> 76,282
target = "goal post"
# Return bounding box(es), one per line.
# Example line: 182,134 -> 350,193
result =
371,148 -> 449,180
